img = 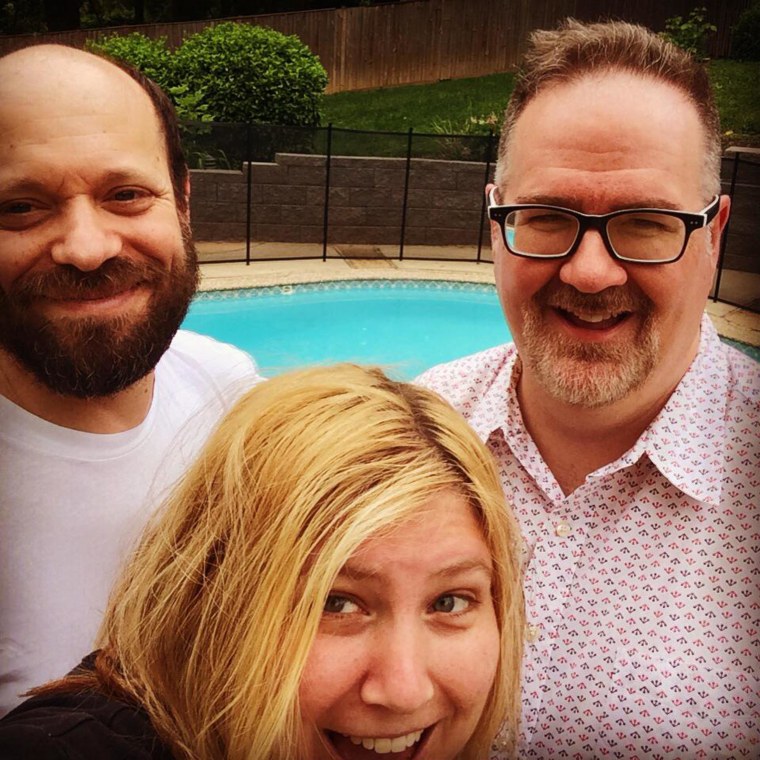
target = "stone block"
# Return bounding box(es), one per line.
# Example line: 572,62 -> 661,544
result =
276,153 -> 326,167
188,175 -> 219,202
219,183 -> 251,204
351,186 -> 405,207
194,222 -> 246,242
406,208 -> 480,228
455,168 -> 491,191
364,205 -> 404,226
408,166 -> 457,190
193,201 -> 247,224
248,162 -> 288,184
375,167 -> 407,188
328,206 -> 367,226
288,166 -> 328,186
331,167 -> 375,187
251,184 -> 308,205
406,188 -> 480,209
305,185 -> 349,207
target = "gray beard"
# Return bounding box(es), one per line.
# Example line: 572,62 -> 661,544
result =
520,283 -> 660,408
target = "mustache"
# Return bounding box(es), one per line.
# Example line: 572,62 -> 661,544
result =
538,282 -> 652,313
12,257 -> 169,304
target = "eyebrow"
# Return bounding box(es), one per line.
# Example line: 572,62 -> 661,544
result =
337,558 -> 493,582
0,170 -> 157,196
512,194 -> 681,211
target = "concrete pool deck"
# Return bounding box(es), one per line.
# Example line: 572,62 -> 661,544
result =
197,242 -> 760,350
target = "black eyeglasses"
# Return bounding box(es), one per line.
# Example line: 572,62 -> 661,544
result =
487,188 -> 720,264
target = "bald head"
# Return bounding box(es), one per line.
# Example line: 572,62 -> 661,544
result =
0,44 -> 187,213
0,44 -> 147,106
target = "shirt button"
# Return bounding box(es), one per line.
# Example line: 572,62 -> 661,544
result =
525,623 -> 541,642
554,520 -> 572,538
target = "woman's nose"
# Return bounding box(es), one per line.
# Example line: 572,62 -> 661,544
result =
359,623 -> 435,713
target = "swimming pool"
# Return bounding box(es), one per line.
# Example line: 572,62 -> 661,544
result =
183,278 -> 760,377
182,280 -> 510,379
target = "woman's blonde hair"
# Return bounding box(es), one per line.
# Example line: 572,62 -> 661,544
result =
81,365 -> 523,758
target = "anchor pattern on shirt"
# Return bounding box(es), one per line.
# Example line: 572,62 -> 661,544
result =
417,316 -> 760,759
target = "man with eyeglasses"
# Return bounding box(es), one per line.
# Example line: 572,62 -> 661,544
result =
418,19 -> 759,759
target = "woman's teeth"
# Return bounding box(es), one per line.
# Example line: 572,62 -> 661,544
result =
347,730 -> 423,753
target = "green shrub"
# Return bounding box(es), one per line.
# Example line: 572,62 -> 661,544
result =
730,2 -> 760,61
661,6 -> 717,59
86,33 -> 173,91
172,22 -> 328,126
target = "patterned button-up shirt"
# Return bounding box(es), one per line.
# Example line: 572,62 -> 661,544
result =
417,316 -> 760,759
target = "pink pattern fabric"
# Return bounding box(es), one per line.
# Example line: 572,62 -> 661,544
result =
417,315 -> 760,759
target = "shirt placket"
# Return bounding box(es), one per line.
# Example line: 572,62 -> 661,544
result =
521,493 -> 592,738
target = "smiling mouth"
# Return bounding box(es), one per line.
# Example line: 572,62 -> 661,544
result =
554,306 -> 632,331
326,726 -> 431,759
42,283 -> 143,302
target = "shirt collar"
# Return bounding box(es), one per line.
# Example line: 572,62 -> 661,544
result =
627,315 -> 727,507
473,316 -> 728,507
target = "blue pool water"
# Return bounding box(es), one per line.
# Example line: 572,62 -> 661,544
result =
182,279 -> 760,378
182,280 -> 510,379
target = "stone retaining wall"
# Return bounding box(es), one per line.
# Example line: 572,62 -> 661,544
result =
190,153 -> 492,247
190,152 -> 759,273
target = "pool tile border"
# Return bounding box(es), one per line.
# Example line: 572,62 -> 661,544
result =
194,278 -> 498,301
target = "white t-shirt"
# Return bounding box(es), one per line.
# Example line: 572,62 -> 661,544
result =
0,330 -> 261,715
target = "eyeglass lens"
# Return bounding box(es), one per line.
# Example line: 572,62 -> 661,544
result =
504,209 -> 687,261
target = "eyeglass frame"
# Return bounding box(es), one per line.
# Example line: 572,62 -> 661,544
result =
487,187 -> 721,265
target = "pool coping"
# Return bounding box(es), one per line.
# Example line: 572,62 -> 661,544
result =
198,259 -> 760,350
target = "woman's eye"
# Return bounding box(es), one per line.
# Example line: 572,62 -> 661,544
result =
432,594 -> 471,614
323,594 -> 360,615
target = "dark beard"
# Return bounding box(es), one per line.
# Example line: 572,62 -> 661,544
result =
0,240 -> 199,399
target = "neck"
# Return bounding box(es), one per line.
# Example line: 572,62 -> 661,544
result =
517,350 -> 696,496
0,349 -> 155,433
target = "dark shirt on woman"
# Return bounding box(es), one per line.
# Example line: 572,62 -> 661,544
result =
0,656 -> 172,760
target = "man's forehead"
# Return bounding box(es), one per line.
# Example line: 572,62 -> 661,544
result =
515,69 -> 700,135
0,47 -> 164,159
504,70 -> 705,201
0,45 -> 151,119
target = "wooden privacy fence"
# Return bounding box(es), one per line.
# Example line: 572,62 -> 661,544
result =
0,0 -> 752,93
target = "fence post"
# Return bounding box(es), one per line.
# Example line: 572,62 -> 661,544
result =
245,122 -> 252,266
477,130 -> 495,263
322,123 -> 333,262
713,148 -> 741,301
399,127 -> 414,261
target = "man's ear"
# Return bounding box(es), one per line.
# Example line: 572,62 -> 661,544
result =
485,183 -> 503,249
710,194 -> 731,264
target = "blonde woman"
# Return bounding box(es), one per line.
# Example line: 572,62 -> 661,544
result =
0,365 -> 524,759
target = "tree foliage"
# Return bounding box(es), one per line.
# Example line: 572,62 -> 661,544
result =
660,6 -> 717,60
172,22 -> 327,125
730,1 -> 760,61
86,32 -> 172,89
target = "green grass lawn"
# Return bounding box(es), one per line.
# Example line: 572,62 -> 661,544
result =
321,62 -> 760,146
709,59 -> 760,139
321,72 -> 515,135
